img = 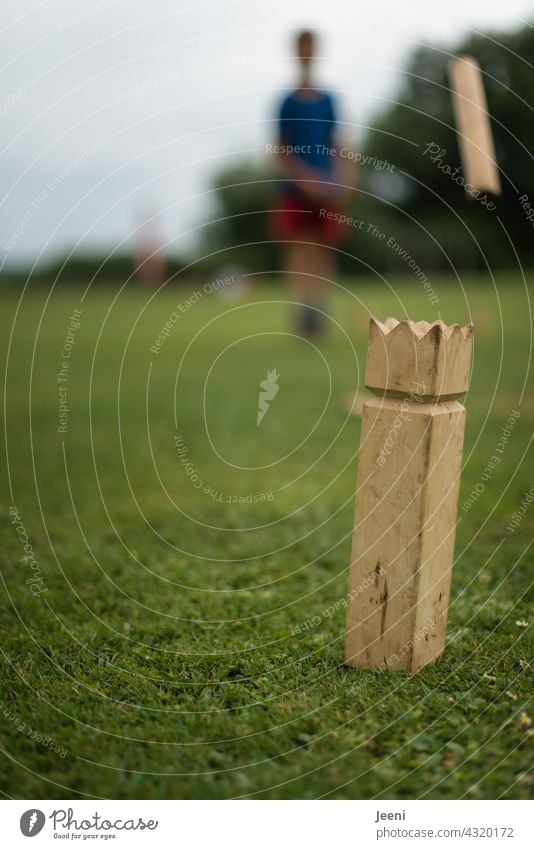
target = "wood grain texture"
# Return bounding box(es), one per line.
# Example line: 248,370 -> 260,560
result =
345,317 -> 472,672
366,318 -> 473,399
344,397 -> 466,672
449,55 -> 501,196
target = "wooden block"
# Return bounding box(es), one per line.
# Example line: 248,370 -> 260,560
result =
449,55 -> 501,196
344,319 -> 473,672
366,318 -> 473,399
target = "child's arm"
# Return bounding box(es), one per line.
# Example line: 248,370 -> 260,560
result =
272,132 -> 344,204
331,134 -> 358,198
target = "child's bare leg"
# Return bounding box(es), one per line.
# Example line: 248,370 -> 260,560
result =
285,241 -> 309,301
284,241 -> 334,335
303,244 -> 334,331
307,243 -> 333,298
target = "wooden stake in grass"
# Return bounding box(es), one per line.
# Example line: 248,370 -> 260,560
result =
449,55 -> 501,196
344,318 -> 473,672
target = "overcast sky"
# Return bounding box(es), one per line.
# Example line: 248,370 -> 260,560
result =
2,0 -> 534,270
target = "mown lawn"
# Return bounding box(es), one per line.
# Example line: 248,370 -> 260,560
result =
1,273 -> 532,799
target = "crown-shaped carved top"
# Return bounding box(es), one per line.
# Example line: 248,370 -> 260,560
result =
366,318 -> 474,398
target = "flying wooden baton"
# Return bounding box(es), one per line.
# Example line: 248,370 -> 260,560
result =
449,55 -> 501,196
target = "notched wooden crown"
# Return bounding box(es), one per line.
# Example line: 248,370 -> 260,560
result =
373,317 -> 473,340
366,317 -> 474,397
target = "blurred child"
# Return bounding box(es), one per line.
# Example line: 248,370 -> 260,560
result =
271,30 -> 351,335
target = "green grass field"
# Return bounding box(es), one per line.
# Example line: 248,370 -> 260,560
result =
1,273 -> 532,799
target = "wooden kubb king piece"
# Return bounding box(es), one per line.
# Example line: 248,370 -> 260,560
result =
345,318 -> 473,672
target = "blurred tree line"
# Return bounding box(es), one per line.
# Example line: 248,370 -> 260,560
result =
6,22 -> 533,286
202,22 -> 534,277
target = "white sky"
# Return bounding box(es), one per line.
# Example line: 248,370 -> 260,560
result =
1,0 -> 534,269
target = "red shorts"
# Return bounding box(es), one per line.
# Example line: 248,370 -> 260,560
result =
270,191 -> 346,245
